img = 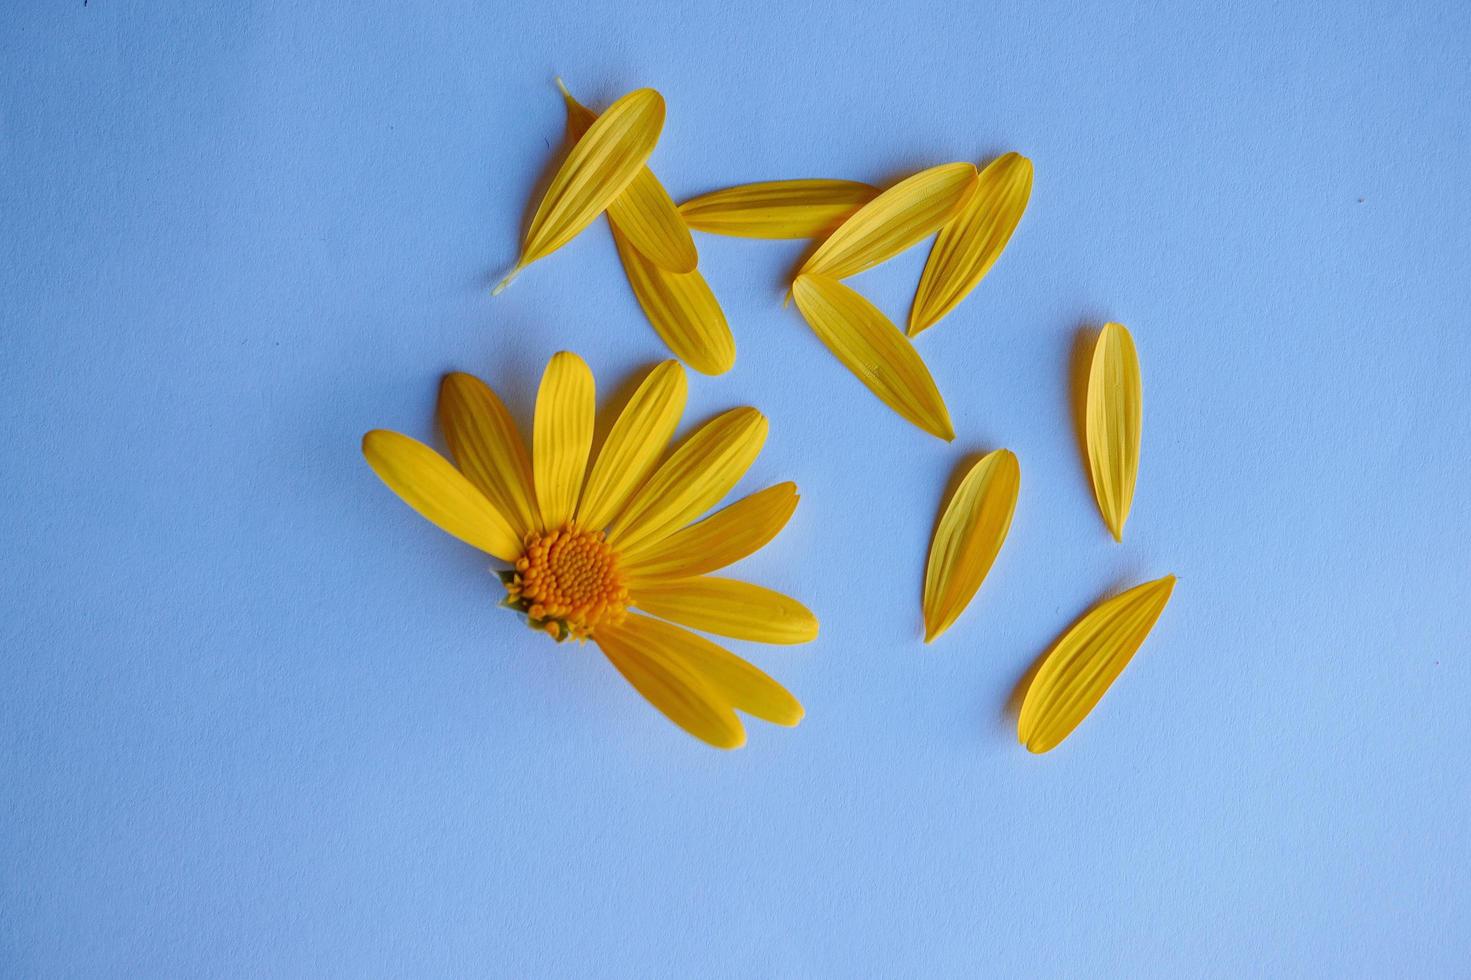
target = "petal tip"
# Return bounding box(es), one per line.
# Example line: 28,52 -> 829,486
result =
491,265 -> 521,295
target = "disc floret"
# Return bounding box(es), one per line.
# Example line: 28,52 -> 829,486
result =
501,523 -> 629,641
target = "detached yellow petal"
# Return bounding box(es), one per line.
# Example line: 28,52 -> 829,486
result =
361,429 -> 521,561
595,619 -> 745,749
560,81 -> 696,273
576,360 -> 687,532
609,171 -> 699,273
606,613 -> 802,726
608,407 -> 767,553
623,482 -> 798,584
559,78 -> 599,136
798,162 -> 977,279
1085,323 -> 1142,541
922,449 -> 1020,642
611,223 -> 735,376
791,274 -> 954,441
533,352 -> 595,529
678,179 -> 880,239
909,152 -> 1033,336
438,372 -> 542,537
495,87 -> 664,292
632,577 -> 818,645
1018,575 -> 1176,753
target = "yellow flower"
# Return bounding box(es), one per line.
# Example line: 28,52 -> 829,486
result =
361,352 -> 816,749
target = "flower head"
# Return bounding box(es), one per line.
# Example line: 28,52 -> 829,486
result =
362,353 -> 816,748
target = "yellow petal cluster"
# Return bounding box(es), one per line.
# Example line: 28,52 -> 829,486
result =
364,354 -> 815,749
555,83 -> 736,376
495,88 -> 665,293
435,80 -> 1186,754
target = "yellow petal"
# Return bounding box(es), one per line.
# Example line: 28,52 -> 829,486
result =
791,274 -> 954,441
559,81 -> 697,274
1084,323 -> 1142,541
494,87 -> 664,292
608,170 -> 699,273
608,407 -> 767,553
438,372 -> 542,537
605,613 -> 802,726
922,449 -> 1021,642
623,482 -> 798,584
798,162 -> 977,279
909,152 -> 1033,336
576,360 -> 687,531
558,81 -> 696,274
611,223 -> 735,376
678,179 -> 880,239
595,617 -> 746,749
632,577 -> 818,645
361,429 -> 521,561
558,78 -> 599,137
1018,575 -> 1176,753
533,352 -> 595,529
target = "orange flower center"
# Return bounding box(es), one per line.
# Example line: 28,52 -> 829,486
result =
502,524 -> 628,641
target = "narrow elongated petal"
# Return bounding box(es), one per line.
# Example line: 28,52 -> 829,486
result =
791,274 -> 954,440
1018,575 -> 1176,753
633,577 -> 818,645
798,162 -> 976,279
438,373 -> 541,537
533,352 -> 595,529
576,361 -> 687,531
361,429 -> 521,560
606,614 -> 803,726
608,407 -> 767,553
922,449 -> 1020,642
1085,323 -> 1142,541
608,171 -> 699,273
909,153 -> 1033,336
560,81 -> 696,273
678,179 -> 880,239
622,482 -> 798,583
612,223 -> 735,375
494,87 -> 664,292
595,619 -> 746,749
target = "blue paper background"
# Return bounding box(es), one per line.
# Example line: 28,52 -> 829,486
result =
4,1 -> 1469,975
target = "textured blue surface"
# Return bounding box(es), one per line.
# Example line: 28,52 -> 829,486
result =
4,1 -> 1470,975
